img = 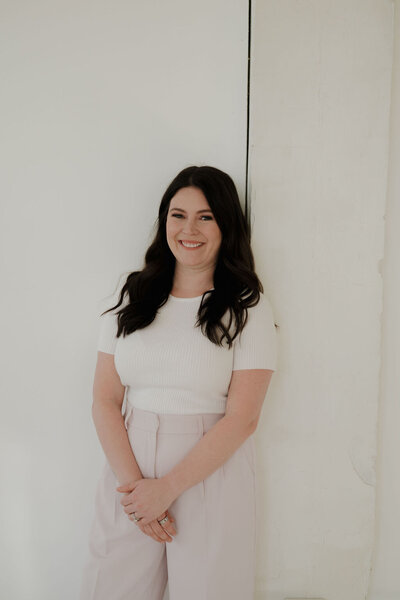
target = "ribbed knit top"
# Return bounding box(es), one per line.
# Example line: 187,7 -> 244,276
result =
97,287 -> 277,415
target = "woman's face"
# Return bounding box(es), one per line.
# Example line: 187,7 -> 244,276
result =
166,186 -> 222,270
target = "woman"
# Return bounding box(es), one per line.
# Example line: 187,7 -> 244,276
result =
79,165 -> 277,600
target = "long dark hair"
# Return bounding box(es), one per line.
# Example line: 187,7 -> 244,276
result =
102,165 -> 267,349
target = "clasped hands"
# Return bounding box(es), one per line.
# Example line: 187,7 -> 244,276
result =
116,477 -> 177,539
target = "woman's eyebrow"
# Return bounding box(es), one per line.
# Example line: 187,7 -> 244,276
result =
169,207 -> 213,213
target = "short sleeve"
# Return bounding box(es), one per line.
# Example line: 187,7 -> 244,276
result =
97,277 -> 128,355
232,293 -> 277,371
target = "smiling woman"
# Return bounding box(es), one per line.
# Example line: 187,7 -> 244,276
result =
166,186 -> 222,297
79,165 -> 278,600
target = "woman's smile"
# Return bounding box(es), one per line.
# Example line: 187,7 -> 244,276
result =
179,240 -> 205,249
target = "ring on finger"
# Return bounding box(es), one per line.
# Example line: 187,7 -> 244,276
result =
130,512 -> 142,523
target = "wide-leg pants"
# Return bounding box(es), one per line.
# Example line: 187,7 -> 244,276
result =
79,404 -> 259,600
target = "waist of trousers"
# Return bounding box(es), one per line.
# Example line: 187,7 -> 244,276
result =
123,402 -> 225,435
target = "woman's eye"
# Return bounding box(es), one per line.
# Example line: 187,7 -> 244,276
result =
171,214 -> 213,221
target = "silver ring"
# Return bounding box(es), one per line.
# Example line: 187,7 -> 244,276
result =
158,515 -> 169,526
131,512 -> 141,523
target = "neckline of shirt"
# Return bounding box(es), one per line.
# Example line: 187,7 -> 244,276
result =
169,288 -> 215,301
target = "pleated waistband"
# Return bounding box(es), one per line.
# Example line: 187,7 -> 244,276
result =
123,402 -> 224,434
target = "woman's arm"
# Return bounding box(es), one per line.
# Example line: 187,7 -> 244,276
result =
92,351 -> 142,486
162,369 -> 274,501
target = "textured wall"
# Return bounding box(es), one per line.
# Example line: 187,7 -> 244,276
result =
368,2 -> 400,599
249,2 -> 394,599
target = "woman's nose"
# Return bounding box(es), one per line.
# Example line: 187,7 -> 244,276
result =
182,218 -> 198,233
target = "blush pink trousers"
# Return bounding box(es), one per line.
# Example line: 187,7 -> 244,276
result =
79,404 -> 258,600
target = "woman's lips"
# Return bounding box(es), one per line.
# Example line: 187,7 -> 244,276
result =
179,240 -> 205,249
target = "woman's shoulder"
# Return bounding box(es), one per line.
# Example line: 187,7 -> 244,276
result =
232,291 -> 277,371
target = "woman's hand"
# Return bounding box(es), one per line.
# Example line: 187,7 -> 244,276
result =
136,510 -> 177,543
116,477 -> 176,526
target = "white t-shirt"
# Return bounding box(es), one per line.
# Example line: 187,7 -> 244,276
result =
97,288 -> 277,415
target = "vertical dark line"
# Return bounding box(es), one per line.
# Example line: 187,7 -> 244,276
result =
245,0 -> 252,233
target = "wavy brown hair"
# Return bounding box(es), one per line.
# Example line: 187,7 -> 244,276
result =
101,165 -> 267,349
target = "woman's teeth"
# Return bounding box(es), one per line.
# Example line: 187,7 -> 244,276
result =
180,241 -> 204,248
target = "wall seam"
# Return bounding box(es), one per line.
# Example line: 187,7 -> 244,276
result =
245,0 -> 252,236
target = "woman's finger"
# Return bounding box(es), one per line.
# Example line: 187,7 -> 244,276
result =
122,501 -> 135,515
159,512 -> 177,537
135,516 -> 169,544
126,509 -> 176,543
149,510 -> 177,542
149,520 -> 172,542
140,522 -> 161,543
142,518 -> 173,543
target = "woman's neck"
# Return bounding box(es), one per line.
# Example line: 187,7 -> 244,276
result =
171,266 -> 215,298
170,285 -> 214,298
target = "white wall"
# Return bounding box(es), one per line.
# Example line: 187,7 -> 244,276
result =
2,2 -> 399,599
249,1 -> 394,599
0,2 -> 248,599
